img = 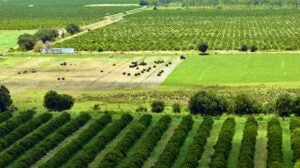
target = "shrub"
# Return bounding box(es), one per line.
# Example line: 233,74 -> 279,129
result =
180,116 -> 213,168
234,94 -> 261,115
267,118 -> 283,168
66,24 -> 80,35
293,97 -> 300,116
209,117 -> 236,168
0,85 -> 13,112
153,115 -> 193,168
65,114 -> 133,168
17,34 -> 37,50
34,29 -> 59,42
250,45 -> 258,52
151,100 -> 165,113
189,90 -> 228,115
198,42 -> 208,54
172,103 -> 181,113
237,117 -> 258,168
275,93 -> 294,117
44,90 -> 74,111
139,0 -> 149,6
240,44 -> 248,51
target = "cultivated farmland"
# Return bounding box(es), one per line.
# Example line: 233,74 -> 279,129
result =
0,30 -> 36,51
57,8 -> 300,51
0,112 -> 296,168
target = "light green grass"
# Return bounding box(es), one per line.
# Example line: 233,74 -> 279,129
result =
254,117 -> 269,168
0,30 -> 36,51
163,53 -> 300,87
281,118 -> 293,168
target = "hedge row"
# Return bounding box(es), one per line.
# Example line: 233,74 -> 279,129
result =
153,115 -> 194,168
267,118 -> 283,168
0,112 -> 70,167
180,116 -> 214,168
0,113 -> 52,151
291,118 -> 300,166
13,112 -> 91,168
65,114 -> 133,168
0,112 -> 12,124
209,117 -> 236,168
237,117 -> 258,168
121,115 -> 172,168
0,110 -> 35,137
98,114 -> 153,168
40,114 -> 112,168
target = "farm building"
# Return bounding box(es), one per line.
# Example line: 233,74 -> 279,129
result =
41,48 -> 75,54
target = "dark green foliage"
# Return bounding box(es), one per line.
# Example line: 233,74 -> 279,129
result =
66,24 -> 80,35
34,29 -> 59,42
136,106 -> 148,112
250,45 -> 258,52
189,90 -> 228,115
14,112 -> 91,168
172,103 -> 181,113
0,112 -> 70,167
0,110 -> 35,138
291,118 -> 300,166
237,117 -> 258,168
275,94 -> 294,117
65,114 -> 133,168
17,34 -> 37,50
151,100 -> 165,113
293,97 -> 300,116
139,0 -> 149,6
267,118 -> 283,168
0,113 -> 52,151
198,42 -> 208,54
153,115 -> 194,168
240,44 -> 248,51
0,85 -> 13,112
0,112 -> 12,124
44,90 -> 74,111
234,94 -> 261,115
180,116 -> 213,168
209,117 -> 236,168
98,114 -> 152,168
40,114 -> 112,168
121,115 -> 171,168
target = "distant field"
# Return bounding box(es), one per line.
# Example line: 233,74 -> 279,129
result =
0,30 -> 36,51
163,53 -> 300,87
0,0 -> 138,29
57,8 -> 300,51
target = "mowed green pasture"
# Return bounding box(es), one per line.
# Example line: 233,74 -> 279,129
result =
0,30 -> 36,51
163,53 -> 300,87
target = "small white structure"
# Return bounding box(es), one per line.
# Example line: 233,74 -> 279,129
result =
41,48 -> 75,54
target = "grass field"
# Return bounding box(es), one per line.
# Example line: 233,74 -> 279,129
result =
0,30 -> 36,51
163,53 -> 300,87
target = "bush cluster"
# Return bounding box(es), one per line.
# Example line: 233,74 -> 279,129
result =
237,117 -> 258,168
65,114 -> 133,168
98,114 -> 152,168
0,110 -> 35,137
0,112 -> 12,124
180,116 -> 214,168
209,117 -> 236,168
0,112 -> 70,167
153,115 -> 194,168
0,113 -> 52,151
40,114 -> 112,168
291,118 -> 300,166
267,118 -> 283,168
44,90 -> 74,111
234,94 -> 262,115
0,85 -> 13,112
14,112 -> 91,167
151,100 -> 165,113
121,115 -> 172,168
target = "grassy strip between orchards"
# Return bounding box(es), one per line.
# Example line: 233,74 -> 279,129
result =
254,119 -> 268,168
98,114 -> 152,168
64,114 -> 133,168
209,117 -> 236,168
0,110 -> 35,138
179,116 -> 213,168
39,114 -> 112,168
120,115 -> 171,168
281,119 -> 293,168
0,113 -> 52,151
152,115 -> 194,168
267,118 -> 283,168
291,117 -> 300,167
12,112 -> 91,167
237,117 -> 258,168
0,112 -> 70,167
0,112 -> 12,124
